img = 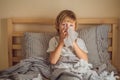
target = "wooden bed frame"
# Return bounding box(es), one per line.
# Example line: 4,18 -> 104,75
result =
7,18 -> 118,69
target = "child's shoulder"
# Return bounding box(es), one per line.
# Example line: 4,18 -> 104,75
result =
50,36 -> 59,41
50,36 -> 59,39
76,37 -> 86,44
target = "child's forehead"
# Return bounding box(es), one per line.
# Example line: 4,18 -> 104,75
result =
62,17 -> 75,23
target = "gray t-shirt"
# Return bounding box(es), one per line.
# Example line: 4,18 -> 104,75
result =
47,36 -> 88,56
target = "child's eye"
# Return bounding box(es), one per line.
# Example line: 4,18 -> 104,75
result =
62,24 -> 66,26
70,24 -> 73,27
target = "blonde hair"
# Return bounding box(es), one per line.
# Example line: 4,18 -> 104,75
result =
55,10 -> 77,33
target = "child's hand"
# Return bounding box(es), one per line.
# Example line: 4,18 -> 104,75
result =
59,24 -> 68,43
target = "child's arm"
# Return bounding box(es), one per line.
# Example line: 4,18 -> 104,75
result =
49,27 -> 67,64
49,42 -> 63,64
73,41 -> 88,61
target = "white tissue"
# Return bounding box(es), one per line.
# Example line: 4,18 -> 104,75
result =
32,74 -> 42,80
99,71 -> 119,80
64,27 -> 78,47
70,59 -> 119,80
71,59 -> 93,74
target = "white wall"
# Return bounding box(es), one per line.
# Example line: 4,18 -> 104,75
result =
0,0 -> 120,18
0,0 -> 120,70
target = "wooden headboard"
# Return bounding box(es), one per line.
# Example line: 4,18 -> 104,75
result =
7,18 -> 118,67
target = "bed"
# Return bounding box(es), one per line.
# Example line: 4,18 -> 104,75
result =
3,18 -> 119,80
7,18 -> 118,66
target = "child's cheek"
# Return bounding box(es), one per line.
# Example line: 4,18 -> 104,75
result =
59,25 -> 63,30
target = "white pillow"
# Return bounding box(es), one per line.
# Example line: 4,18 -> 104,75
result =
23,32 -> 56,58
77,26 -> 102,67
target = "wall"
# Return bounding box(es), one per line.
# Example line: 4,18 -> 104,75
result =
0,0 -> 120,70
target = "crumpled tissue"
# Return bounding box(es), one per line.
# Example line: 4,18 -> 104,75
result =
64,27 -> 78,47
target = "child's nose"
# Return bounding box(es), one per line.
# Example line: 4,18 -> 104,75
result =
66,23 -> 68,27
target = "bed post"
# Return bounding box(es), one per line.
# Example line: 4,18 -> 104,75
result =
112,24 -> 118,69
7,18 -> 13,66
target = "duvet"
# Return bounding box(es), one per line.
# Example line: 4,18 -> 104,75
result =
0,56 -> 118,80
50,56 -> 118,80
0,57 -> 50,80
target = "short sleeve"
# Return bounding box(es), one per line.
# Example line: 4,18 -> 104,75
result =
76,38 -> 88,53
47,37 -> 57,53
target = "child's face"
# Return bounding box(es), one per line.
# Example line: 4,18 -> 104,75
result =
60,17 -> 76,31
